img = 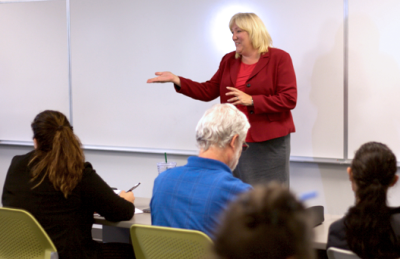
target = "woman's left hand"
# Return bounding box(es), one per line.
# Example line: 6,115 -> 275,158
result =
226,87 -> 253,106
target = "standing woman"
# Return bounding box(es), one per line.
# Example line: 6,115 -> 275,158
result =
147,13 -> 296,185
327,142 -> 400,258
2,110 -> 136,259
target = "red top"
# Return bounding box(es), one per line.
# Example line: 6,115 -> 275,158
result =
235,62 -> 257,142
177,48 -> 297,143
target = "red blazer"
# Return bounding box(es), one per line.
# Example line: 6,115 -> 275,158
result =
177,48 -> 297,142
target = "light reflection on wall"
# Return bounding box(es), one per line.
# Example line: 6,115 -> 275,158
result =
210,4 -> 256,57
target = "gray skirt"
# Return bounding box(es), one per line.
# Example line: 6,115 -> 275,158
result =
233,134 -> 290,186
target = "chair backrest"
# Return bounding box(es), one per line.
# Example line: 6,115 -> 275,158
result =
327,247 -> 360,259
130,224 -> 213,259
0,207 -> 58,259
306,205 -> 324,227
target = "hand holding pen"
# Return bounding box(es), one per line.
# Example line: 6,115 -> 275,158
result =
116,182 -> 140,203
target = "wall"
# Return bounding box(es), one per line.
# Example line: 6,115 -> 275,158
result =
0,0 -> 345,159
2,0 -> 400,216
3,145 -> 399,215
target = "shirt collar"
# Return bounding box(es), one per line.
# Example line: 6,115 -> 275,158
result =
186,156 -> 232,173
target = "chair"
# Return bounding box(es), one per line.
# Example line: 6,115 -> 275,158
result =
306,205 -> 325,227
327,247 -> 360,259
130,224 -> 213,259
0,207 -> 58,259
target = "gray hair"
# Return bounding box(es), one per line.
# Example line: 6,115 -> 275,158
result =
196,103 -> 250,151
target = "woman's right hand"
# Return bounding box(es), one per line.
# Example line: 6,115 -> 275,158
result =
147,71 -> 181,86
119,190 -> 135,203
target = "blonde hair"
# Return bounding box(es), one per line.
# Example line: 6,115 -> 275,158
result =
229,13 -> 273,59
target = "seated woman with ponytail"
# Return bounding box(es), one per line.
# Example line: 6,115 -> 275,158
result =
327,142 -> 400,258
2,110 -> 136,259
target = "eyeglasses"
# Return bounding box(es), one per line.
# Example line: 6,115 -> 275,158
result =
242,142 -> 249,152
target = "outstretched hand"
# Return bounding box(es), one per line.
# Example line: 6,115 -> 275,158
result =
147,71 -> 181,86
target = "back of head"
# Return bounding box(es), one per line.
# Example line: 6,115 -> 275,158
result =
196,103 -> 250,152
350,142 -> 397,197
30,110 -> 84,198
345,141 -> 398,258
213,182 -> 314,259
229,12 -> 272,58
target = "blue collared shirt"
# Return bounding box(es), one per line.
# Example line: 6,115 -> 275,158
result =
150,156 -> 252,238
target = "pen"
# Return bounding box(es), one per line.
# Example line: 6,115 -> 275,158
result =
128,182 -> 141,192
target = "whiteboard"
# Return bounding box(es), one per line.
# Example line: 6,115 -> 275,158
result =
348,0 -> 400,159
4,0 -> 400,161
0,0 -> 69,142
69,0 -> 344,158
266,0 -> 344,158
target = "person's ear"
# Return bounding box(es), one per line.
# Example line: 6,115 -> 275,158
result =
390,175 -> 399,187
347,167 -> 352,181
229,134 -> 239,150
348,167 -> 358,192
33,138 -> 38,149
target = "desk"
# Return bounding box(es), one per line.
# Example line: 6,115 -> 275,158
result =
94,197 -> 151,243
313,214 -> 342,250
94,198 -> 342,249
94,197 -> 151,227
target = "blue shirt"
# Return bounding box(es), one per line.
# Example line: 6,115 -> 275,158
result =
150,156 -> 252,238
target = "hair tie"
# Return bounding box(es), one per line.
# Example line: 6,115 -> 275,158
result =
57,125 -> 63,131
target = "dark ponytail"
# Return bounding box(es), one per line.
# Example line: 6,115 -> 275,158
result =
344,142 -> 398,258
29,110 -> 85,198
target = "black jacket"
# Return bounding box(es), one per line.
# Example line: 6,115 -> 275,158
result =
327,209 -> 400,253
2,151 -> 134,259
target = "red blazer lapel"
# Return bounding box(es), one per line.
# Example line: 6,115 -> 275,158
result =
229,56 -> 241,86
248,51 -> 270,81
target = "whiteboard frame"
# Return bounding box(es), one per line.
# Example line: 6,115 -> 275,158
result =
343,0 -> 349,159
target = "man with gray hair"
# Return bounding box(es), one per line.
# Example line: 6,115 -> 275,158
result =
150,103 -> 252,238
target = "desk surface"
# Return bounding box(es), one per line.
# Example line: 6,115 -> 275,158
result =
94,197 -> 341,250
94,197 -> 151,228
313,214 -> 342,250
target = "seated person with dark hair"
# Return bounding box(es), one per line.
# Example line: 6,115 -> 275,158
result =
2,110 -> 136,259
150,103 -> 252,238
212,182 -> 315,259
327,142 -> 400,259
